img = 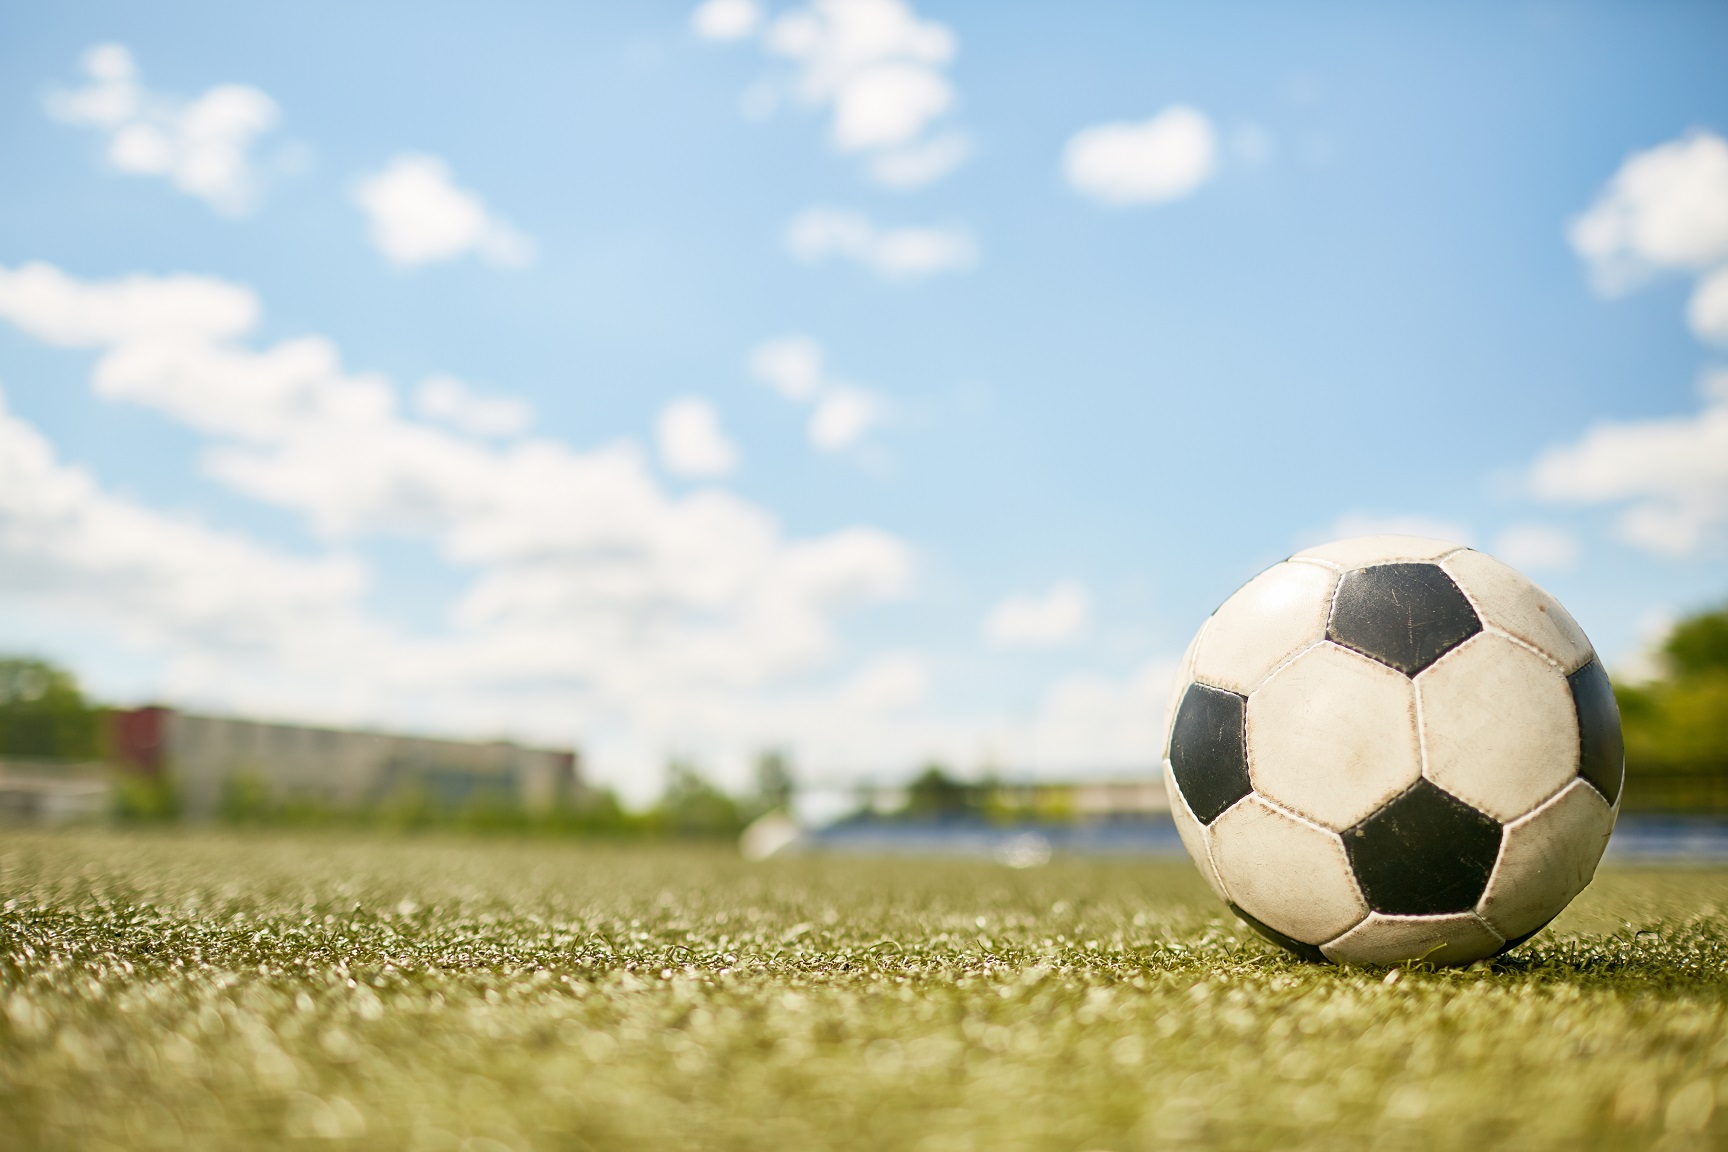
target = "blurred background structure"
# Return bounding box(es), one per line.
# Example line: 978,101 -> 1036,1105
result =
0,0 -> 1724,826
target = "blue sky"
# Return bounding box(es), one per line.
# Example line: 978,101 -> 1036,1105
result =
0,0 -> 1725,800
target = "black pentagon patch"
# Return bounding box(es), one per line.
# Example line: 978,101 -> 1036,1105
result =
1345,778 -> 1503,915
1326,563 -> 1482,676
1568,658 -> 1624,806
1168,683 -> 1251,825
1229,903 -> 1329,964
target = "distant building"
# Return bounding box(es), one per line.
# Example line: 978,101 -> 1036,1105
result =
110,707 -> 579,820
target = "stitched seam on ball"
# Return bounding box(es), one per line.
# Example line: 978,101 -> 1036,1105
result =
1184,615 -> 1211,680
1331,911 -> 1507,947
1438,552 -> 1503,643
1489,626 -> 1567,671
1251,791 -> 1343,837
1249,637 -> 1327,698
1514,775 -> 1579,828
1325,563 -> 1348,632
1166,762 -> 1229,900
1287,555 -> 1341,572
1233,565 -> 1341,692
1413,668 -> 1432,787
1236,796 -> 1368,935
1469,910 -> 1507,946
1319,911 -> 1373,957
1503,777 -> 1595,838
1440,556 -> 1589,674
1319,637 -> 1421,681
1251,644 -> 1418,829
1196,804 -> 1229,902
1251,794 -> 1375,915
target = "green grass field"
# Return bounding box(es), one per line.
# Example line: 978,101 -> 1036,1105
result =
3,832 -> 1727,1151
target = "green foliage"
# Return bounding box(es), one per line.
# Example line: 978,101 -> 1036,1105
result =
0,656 -> 103,760
1619,601 -> 1728,808
3,832 -> 1728,1150
753,749 -> 796,813
1665,605 -> 1728,679
656,760 -> 745,838
904,763 -> 980,816
111,773 -> 181,822
219,771 -> 277,823
201,775 -> 668,839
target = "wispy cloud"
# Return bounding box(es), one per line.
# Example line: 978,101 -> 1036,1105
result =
0,262 -> 913,768
1529,133 -> 1728,558
47,43 -> 282,216
690,0 -> 763,40
1064,105 -> 1218,207
1569,130 -> 1728,344
657,397 -> 740,478
1531,374 -> 1728,558
984,581 -> 1091,648
353,155 -> 536,269
786,207 -> 976,279
415,376 -> 533,439
749,335 -> 888,452
1491,524 -> 1580,572
694,0 -> 969,188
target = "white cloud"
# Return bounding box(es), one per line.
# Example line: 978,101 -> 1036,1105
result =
1491,523 -> 1580,571
999,658 -> 1180,774
1534,134 -> 1728,557
1690,265 -> 1728,345
984,581 -> 1090,648
698,0 -> 967,187
808,387 -> 883,451
415,375 -> 533,438
0,262 -> 1212,796
1570,130 -> 1728,295
1322,513 -> 1474,547
0,262 -> 917,781
698,651 -> 1182,794
838,652 -> 928,713
1570,130 -> 1728,347
824,60 -> 950,152
657,397 -> 740,477
47,43 -> 280,216
691,0 -> 762,40
1064,105 -> 1218,207
0,385 -> 377,664
1704,367 -> 1728,404
0,262 -> 256,347
1530,386 -> 1728,557
867,132 -> 971,188
748,334 -> 888,452
353,155 -> 536,269
786,206 -> 976,278
749,335 -> 825,402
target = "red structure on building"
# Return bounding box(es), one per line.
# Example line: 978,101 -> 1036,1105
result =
109,706 -> 171,777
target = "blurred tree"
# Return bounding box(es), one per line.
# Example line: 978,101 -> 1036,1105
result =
1618,601 -> 1728,809
0,657 -> 103,759
658,760 -> 744,837
1664,607 -> 1728,678
904,764 -> 978,817
754,749 -> 795,812
218,772 -> 276,824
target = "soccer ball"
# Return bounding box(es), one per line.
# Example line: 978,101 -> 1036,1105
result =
1163,535 -> 1622,965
